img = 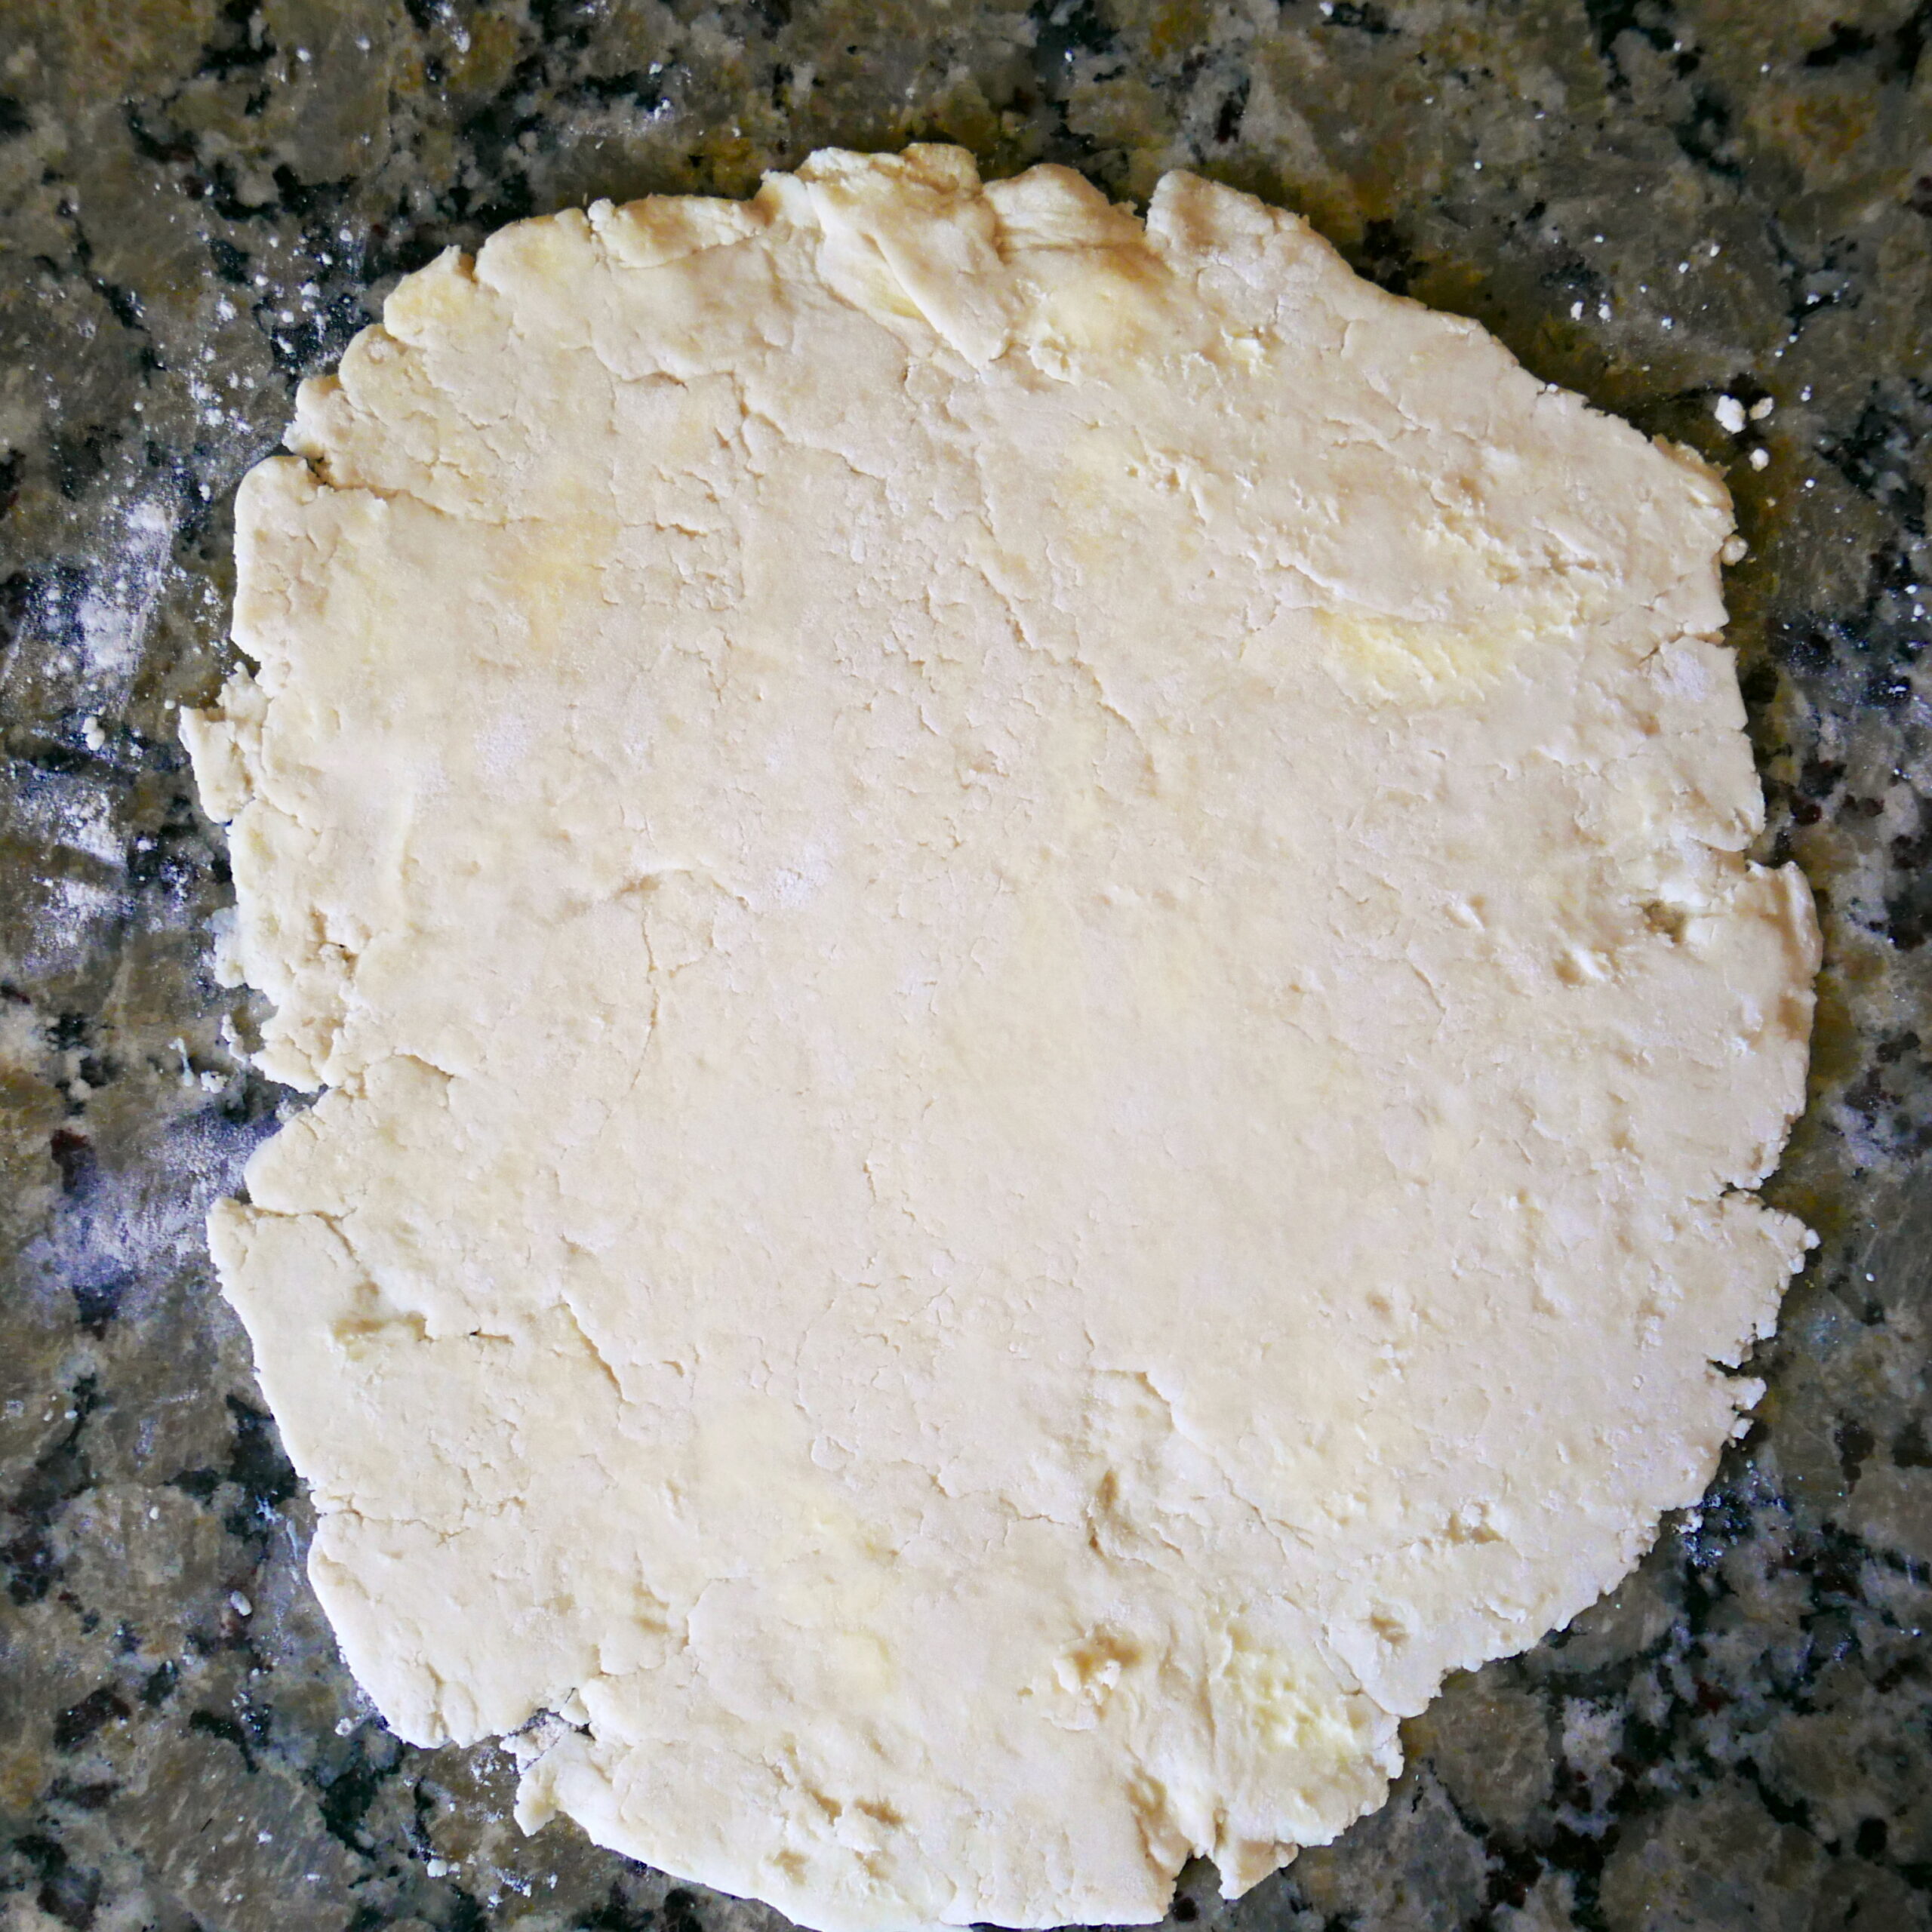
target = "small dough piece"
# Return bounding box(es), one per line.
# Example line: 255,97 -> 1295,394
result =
186,147 -> 1817,1932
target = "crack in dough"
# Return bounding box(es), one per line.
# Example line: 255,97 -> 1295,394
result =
185,146 -> 1817,1932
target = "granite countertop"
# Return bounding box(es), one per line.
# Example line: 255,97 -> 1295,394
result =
2,3 -> 1928,1929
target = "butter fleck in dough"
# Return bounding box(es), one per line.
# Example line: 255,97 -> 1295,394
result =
185,146 -> 1818,1932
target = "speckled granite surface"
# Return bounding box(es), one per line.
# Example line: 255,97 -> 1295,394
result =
1,4 -> 1927,1929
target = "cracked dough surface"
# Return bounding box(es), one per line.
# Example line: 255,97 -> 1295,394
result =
186,146 -> 1818,1932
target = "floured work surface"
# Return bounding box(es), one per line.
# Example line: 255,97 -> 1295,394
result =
186,146 -> 1818,1932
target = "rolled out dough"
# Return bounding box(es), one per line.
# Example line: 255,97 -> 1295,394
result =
186,146 -> 1817,1931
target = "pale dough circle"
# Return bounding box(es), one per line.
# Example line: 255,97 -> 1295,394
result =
186,146 -> 1817,1932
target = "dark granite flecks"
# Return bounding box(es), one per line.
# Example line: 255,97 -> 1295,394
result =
2,3 -> 1930,1929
